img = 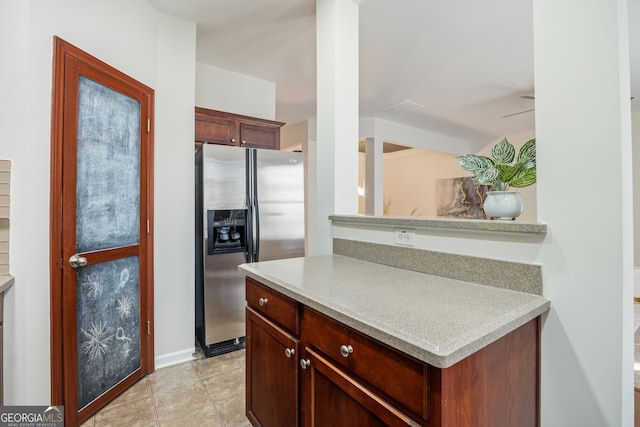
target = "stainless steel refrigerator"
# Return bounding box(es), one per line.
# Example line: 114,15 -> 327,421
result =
195,144 -> 305,357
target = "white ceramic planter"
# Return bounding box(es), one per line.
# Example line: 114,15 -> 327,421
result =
483,191 -> 524,220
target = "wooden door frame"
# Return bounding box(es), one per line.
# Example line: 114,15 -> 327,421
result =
49,36 -> 155,411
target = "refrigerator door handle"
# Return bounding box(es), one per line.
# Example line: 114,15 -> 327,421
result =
251,149 -> 260,262
245,149 -> 254,262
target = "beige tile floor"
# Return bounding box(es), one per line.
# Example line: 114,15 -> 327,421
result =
80,349 -> 249,427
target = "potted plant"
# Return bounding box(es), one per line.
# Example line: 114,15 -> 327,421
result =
456,138 -> 536,219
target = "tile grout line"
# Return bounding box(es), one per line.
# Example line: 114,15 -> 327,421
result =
195,358 -> 229,427
89,349 -> 248,427
147,376 -> 161,427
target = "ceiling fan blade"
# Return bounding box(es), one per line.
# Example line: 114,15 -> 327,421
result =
501,108 -> 535,118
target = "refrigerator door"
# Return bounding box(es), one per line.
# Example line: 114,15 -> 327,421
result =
202,144 -> 248,210
254,149 -> 305,262
198,144 -> 249,355
204,251 -> 247,345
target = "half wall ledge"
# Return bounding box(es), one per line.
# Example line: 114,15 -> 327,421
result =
329,215 -> 547,235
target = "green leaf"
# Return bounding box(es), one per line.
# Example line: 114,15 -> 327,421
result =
491,138 -> 515,165
509,167 -> 537,188
473,167 -> 499,185
496,164 -> 520,183
457,154 -> 492,173
516,138 -> 536,167
457,155 -> 498,185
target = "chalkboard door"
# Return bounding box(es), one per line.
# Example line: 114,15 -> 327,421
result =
50,38 -> 154,426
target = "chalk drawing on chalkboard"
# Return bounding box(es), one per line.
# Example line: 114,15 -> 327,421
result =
121,341 -> 132,359
116,327 -> 132,342
80,321 -> 115,361
115,328 -> 133,360
116,296 -> 133,318
117,268 -> 130,291
82,272 -> 102,299
76,256 -> 141,408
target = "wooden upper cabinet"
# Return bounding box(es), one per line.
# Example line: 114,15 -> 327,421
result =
195,107 -> 284,150
195,112 -> 236,146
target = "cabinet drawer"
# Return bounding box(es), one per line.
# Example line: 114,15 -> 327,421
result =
302,307 -> 426,418
246,278 -> 299,335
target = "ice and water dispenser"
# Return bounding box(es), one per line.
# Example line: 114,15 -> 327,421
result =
207,209 -> 247,255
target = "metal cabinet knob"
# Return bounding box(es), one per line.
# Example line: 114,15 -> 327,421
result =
285,348 -> 295,358
231,138 -> 236,143
300,359 -> 311,369
69,254 -> 88,268
258,297 -> 268,306
241,140 -> 247,145
340,344 -> 353,358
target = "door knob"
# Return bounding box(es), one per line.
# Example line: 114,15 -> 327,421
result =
69,254 -> 88,268
285,348 -> 295,358
300,359 -> 311,369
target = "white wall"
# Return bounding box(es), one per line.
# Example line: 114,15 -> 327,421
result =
0,0 -> 33,406
0,0 -> 197,404
153,13 -> 197,367
195,63 -> 276,120
633,110 -> 640,266
534,0 -> 632,423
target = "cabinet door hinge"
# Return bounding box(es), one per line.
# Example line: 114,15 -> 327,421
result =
147,321 -> 151,336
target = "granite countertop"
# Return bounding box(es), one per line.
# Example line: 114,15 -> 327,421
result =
239,254 -> 550,368
329,214 -> 547,234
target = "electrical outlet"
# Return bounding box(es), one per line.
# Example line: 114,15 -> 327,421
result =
394,228 -> 415,246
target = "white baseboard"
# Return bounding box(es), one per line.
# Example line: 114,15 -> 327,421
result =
154,347 -> 195,370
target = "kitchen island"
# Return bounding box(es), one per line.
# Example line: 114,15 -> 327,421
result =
240,254 -> 550,426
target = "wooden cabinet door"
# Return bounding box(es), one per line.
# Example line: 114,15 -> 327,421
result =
195,114 -> 237,146
246,308 -> 299,427
300,347 -> 422,427
238,122 -> 280,150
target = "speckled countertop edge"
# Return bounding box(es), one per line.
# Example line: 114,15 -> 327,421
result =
239,255 -> 550,368
0,275 -> 14,294
329,214 -> 547,234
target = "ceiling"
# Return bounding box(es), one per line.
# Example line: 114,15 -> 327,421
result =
148,0 -> 640,145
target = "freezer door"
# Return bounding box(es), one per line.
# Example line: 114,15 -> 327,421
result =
203,251 -> 247,346
202,144 -> 248,210
254,149 -> 305,261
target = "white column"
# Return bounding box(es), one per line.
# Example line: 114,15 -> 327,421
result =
312,0 -> 362,255
364,137 -> 383,215
534,0 -> 633,425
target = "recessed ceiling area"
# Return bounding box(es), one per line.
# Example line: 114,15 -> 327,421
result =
147,0 -> 639,145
